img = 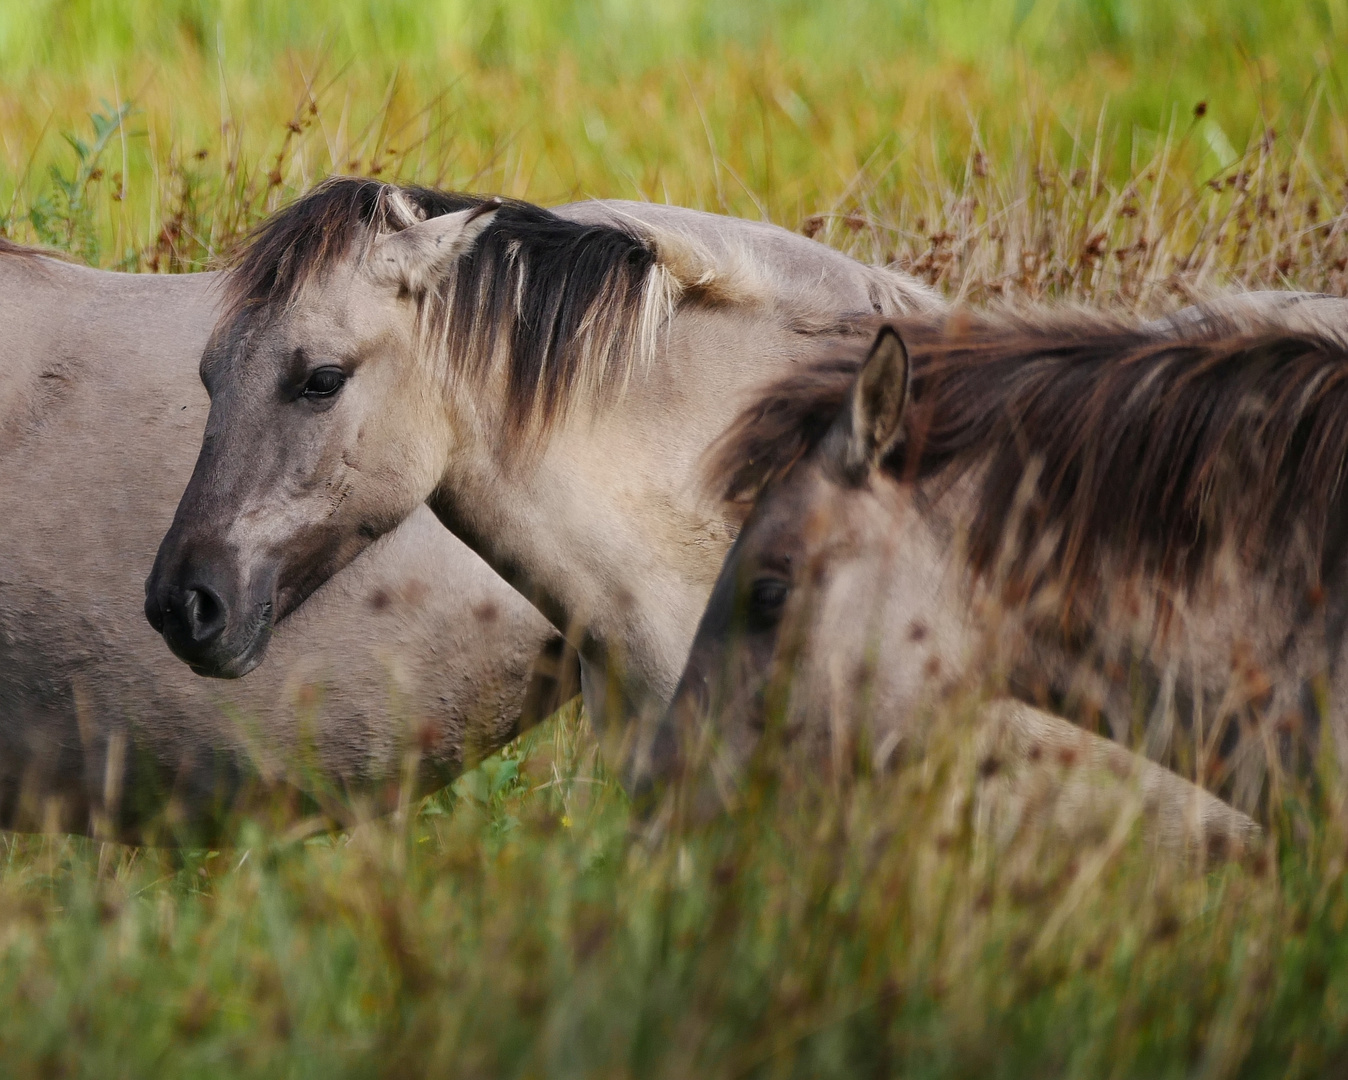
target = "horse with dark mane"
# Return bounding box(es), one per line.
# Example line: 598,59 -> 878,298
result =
662,304 -> 1348,819
144,176 -> 940,756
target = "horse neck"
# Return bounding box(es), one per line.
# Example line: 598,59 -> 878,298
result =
429,303 -> 837,719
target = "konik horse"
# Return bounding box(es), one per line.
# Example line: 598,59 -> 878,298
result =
664,305 -> 1348,828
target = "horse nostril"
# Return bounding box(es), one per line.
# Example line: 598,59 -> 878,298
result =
144,592 -> 165,633
180,585 -> 227,645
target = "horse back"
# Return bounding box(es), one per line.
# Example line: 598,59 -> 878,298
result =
554,199 -> 943,321
0,253 -> 223,456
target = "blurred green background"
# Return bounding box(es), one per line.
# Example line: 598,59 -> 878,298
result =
1,0 -> 1344,264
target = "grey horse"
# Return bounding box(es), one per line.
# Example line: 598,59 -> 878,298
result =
0,237 -> 569,841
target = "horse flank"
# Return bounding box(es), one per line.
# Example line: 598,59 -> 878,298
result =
710,306 -> 1348,600
224,176 -> 862,436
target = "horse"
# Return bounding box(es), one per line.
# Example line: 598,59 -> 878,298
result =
0,237 -> 571,841
659,304 -> 1348,827
142,177 -> 943,760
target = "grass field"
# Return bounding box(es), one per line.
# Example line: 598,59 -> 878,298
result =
3,1 -> 1348,1075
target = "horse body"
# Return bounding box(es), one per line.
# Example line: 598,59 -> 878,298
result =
144,180 -> 941,754
666,308 -> 1348,819
0,243 -> 563,838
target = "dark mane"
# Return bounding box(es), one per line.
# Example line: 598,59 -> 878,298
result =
713,307 -> 1348,595
224,176 -> 660,432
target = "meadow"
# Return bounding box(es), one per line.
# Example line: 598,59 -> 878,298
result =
3,1 -> 1348,1075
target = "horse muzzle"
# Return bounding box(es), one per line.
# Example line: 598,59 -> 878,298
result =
144,559 -> 277,679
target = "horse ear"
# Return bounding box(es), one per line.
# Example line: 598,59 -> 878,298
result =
369,202 -> 499,292
836,326 -> 910,477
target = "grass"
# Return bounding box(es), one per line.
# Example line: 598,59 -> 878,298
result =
3,1 -> 1348,1075
4,706 -> 1348,1079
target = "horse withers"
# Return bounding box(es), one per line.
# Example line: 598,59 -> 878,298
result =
0,237 -> 568,841
657,308 -> 1348,845
143,178 -> 941,759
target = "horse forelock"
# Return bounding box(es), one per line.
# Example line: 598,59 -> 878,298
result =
713,305 -> 1348,600
222,177 -> 485,318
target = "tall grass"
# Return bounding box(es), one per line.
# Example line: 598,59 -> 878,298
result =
2,1 -> 1348,1074
3,705 -> 1348,1078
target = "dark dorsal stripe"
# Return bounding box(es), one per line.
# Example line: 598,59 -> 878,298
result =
224,176 -> 658,433
0,236 -> 58,259
712,307 -> 1348,596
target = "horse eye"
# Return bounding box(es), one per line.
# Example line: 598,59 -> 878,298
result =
746,577 -> 790,630
301,366 -> 346,399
